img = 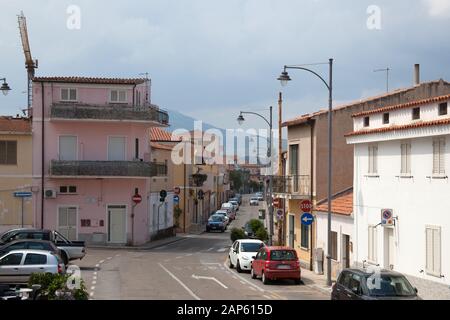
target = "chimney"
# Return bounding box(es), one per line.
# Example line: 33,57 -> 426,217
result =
414,64 -> 420,85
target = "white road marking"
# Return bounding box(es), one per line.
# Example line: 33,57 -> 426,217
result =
107,257 -> 112,260
185,253 -> 193,257
115,254 -> 120,257
90,292 -> 94,297
192,275 -> 228,289
95,264 -> 100,267
263,295 -> 271,300
223,262 -> 265,292
99,260 -> 105,264
176,256 -> 183,259
240,281 -> 246,285
217,248 -> 227,252
249,286 -> 256,291
92,281 -> 97,285
91,286 -> 95,291
93,276 -> 97,280
207,248 -> 214,252
93,272 -> 97,276
159,263 -> 201,300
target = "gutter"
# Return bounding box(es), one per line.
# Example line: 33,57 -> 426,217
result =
41,81 -> 45,229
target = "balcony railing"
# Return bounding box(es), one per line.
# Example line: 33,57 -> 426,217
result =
50,160 -> 167,178
273,175 -> 310,196
50,103 -> 169,125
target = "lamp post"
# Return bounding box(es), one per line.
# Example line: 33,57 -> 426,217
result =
278,58 -> 333,286
0,78 -> 12,96
237,107 -> 274,245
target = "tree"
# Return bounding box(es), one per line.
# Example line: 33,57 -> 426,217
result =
229,170 -> 243,192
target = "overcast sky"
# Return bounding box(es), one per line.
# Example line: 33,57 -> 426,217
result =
1,0 -> 450,131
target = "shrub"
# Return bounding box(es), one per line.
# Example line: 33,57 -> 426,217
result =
249,219 -> 265,233
29,272 -> 88,300
230,228 -> 246,242
255,228 -> 269,242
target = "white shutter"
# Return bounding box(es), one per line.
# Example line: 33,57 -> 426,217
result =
69,89 -> 77,101
433,228 -> 441,276
111,90 -> 118,102
368,146 -> 373,174
426,226 -> 442,277
425,228 -> 433,273
439,139 -> 445,174
59,136 -> 77,160
108,137 -> 126,161
119,90 -> 126,102
61,89 -> 69,101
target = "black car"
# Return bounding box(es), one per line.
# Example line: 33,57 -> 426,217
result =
331,268 -> 421,300
0,239 -> 60,257
206,214 -> 226,233
242,223 -> 257,239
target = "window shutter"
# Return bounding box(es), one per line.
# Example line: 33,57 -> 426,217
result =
61,88 -> 69,101
111,90 -> 118,102
439,139 -> 445,174
433,228 -> 441,276
407,144 -> 411,173
119,90 -> 126,102
368,146 -> 373,173
425,227 -> 433,273
69,89 -> 77,101
433,141 -> 439,174
6,141 -> 17,165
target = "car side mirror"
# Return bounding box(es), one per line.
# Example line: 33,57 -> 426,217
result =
414,288 -> 418,294
351,287 -> 361,295
252,256 -> 256,259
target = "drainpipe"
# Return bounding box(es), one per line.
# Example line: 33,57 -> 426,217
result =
309,119 -> 315,271
41,82 -> 45,229
132,84 -> 136,106
183,162 -> 187,233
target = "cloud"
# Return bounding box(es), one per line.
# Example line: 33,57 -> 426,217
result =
423,0 -> 450,17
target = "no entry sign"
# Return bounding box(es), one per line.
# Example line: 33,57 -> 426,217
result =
300,200 -> 312,212
132,194 -> 142,204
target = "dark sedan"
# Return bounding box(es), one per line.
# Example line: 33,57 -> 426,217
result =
331,268 -> 421,300
0,239 -> 60,257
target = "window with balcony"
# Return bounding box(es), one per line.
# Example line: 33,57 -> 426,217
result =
0,140 -> 17,165
61,88 -> 77,102
110,90 -> 127,103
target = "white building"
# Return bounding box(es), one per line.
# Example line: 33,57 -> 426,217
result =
347,93 -> 450,299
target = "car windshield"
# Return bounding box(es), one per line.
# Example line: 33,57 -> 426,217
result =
270,250 -> 297,261
251,198 -> 258,201
210,215 -> 223,222
0,230 -> 15,243
241,243 -> 263,252
366,274 -> 416,297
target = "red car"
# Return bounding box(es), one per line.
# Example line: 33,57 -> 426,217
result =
250,246 -> 301,285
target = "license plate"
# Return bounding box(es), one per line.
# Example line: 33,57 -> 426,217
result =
277,264 -> 291,269
211,226 -> 217,229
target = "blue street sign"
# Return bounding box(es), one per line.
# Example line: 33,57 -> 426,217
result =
301,212 -> 314,226
173,195 -> 180,204
13,191 -> 32,198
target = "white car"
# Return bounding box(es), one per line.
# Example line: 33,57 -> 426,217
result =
228,239 -> 265,273
228,200 -> 239,211
249,197 -> 259,206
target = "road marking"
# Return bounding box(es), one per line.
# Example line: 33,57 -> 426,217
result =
263,295 -> 271,300
95,264 -> 100,267
91,286 -> 95,291
93,272 -> 97,276
159,263 -> 201,300
217,248 -> 227,252
176,256 -> 183,259
185,253 -> 193,257
99,260 -> 105,264
240,281 -> 246,285
93,276 -> 97,280
206,247 -> 214,252
92,281 -> 97,285
192,275 -> 228,289
249,286 -> 256,291
222,262 -> 265,292
90,292 -> 94,297
107,257 -> 112,260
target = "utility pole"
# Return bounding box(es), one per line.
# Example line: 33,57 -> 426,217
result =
374,67 -> 390,93
278,92 -> 283,245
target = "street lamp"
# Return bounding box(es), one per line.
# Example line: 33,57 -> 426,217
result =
237,107 -> 274,246
278,59 -> 333,286
0,78 -> 11,96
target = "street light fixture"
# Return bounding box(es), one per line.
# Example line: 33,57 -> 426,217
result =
236,107 -> 274,246
0,78 -> 11,96
278,59 -> 334,287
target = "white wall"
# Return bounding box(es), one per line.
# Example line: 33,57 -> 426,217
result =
353,135 -> 450,285
148,192 -> 174,235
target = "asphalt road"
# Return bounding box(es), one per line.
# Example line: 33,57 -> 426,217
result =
76,195 -> 328,300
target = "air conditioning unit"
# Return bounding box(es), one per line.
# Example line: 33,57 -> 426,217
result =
44,189 -> 57,199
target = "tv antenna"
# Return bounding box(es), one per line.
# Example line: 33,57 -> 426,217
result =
374,67 -> 390,93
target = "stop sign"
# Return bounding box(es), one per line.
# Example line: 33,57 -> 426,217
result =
132,194 -> 142,204
300,200 -> 312,212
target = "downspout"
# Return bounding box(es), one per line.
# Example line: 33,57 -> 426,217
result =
132,84 -> 136,106
183,162 -> 187,233
40,81 -> 45,229
309,119 -> 315,271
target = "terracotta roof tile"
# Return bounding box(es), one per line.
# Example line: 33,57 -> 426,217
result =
150,142 -> 174,151
32,76 -> 146,85
0,117 -> 31,134
315,188 -> 353,216
352,94 -> 450,118
150,127 -> 181,142
346,118 -> 450,137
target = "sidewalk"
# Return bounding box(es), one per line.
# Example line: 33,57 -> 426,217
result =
301,268 -> 333,296
87,234 -> 187,251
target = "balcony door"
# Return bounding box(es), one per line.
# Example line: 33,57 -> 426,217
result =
289,144 -> 299,192
59,136 -> 77,160
108,137 -> 126,161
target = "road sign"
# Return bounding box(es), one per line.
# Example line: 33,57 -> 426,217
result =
381,209 -> 394,227
173,195 -> 180,204
300,200 -> 312,212
197,190 -> 204,200
277,209 -> 284,221
273,198 -> 282,209
174,187 -> 181,195
13,191 -> 32,198
132,194 -> 142,204
301,212 -> 314,226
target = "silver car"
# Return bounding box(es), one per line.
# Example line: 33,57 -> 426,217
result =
0,250 -> 65,284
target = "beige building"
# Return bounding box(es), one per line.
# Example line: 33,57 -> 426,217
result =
0,117 -> 33,233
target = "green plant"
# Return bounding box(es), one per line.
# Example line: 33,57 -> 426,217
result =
230,228 -> 246,242
174,206 -> 182,227
248,219 -> 265,233
255,228 -> 269,242
28,272 -> 88,300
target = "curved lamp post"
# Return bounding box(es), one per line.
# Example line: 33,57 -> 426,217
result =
237,107 -> 274,245
278,58 -> 333,286
1,78 -> 12,96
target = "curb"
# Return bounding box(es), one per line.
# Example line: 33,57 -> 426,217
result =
87,236 -> 186,251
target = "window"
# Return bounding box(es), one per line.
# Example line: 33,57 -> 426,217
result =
108,136 -> 126,161
24,253 -> 47,265
301,224 -> 310,249
331,231 -> 338,260
400,142 -> 411,175
368,145 -> 378,174
383,113 -> 390,124
368,225 -> 378,263
412,107 -> 420,120
7,242 -> 27,251
59,186 -> 77,194
110,90 -> 127,103
425,226 -> 441,277
59,136 -> 77,161
0,140 -> 17,165
61,88 -> 77,101
0,253 -> 23,266
432,138 -> 446,176
363,117 -> 370,127
349,274 -> 362,294
289,144 -> 299,175
439,102 -> 448,116
28,242 -> 51,251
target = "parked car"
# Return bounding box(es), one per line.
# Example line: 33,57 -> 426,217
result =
256,192 -> 264,201
234,194 -> 242,205
221,203 -> 236,216
0,229 -> 86,265
251,246 -> 301,285
331,268 -> 421,300
217,209 -> 235,221
0,250 -> 65,285
249,197 -> 259,206
242,222 -> 257,239
0,239 -> 60,257
206,214 -> 226,233
214,211 -> 230,225
228,239 -> 265,273
228,200 -> 239,211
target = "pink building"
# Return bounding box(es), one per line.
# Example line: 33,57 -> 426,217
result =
31,76 -> 169,245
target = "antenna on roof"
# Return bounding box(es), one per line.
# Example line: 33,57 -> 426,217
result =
374,67 -> 391,93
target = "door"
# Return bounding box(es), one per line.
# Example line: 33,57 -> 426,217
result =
22,253 -> 48,282
0,253 -> 24,284
108,137 -> 126,161
342,234 -> 350,268
288,215 -> 295,248
231,241 -> 239,265
108,206 -> 126,243
59,136 -> 77,160
58,207 -> 77,241
384,228 -> 395,269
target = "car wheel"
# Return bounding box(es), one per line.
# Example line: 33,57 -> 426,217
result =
236,260 -> 242,273
262,272 -> 269,285
251,267 -> 257,279
228,256 -> 234,269
294,278 -> 302,285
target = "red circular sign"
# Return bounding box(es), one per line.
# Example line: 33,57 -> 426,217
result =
174,187 -> 181,195
132,194 -> 142,204
300,200 -> 312,212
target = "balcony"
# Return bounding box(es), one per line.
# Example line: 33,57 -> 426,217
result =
50,103 -> 169,125
50,160 -> 167,178
273,175 -> 310,197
